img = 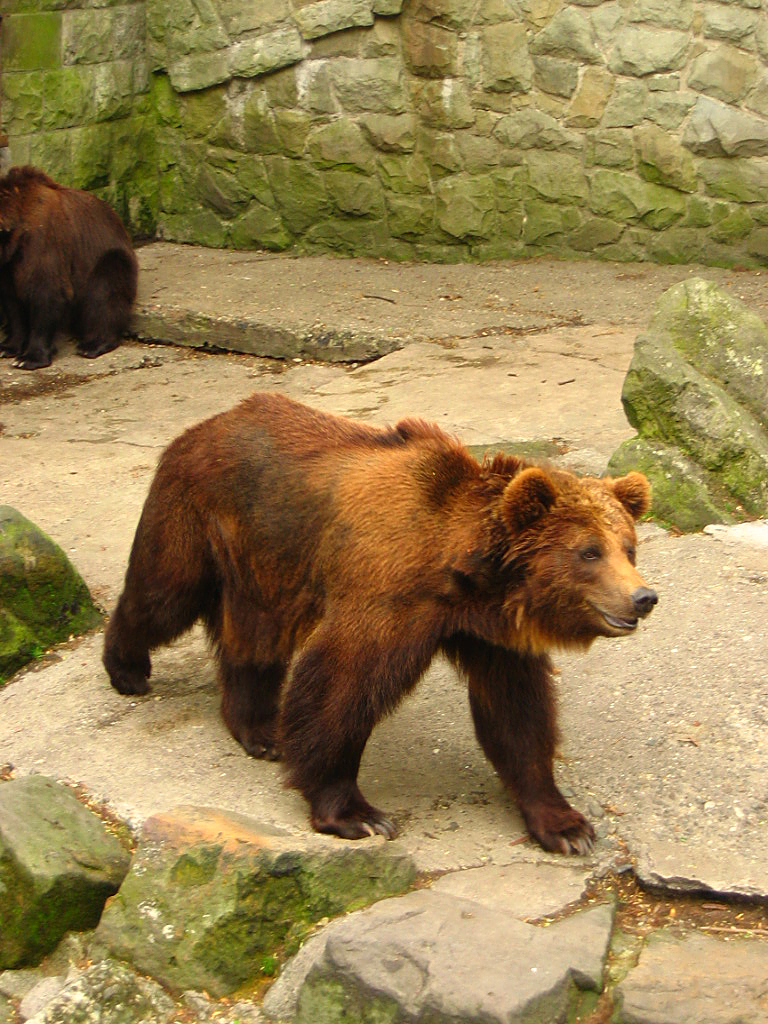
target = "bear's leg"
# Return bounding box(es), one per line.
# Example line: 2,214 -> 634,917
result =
14,306 -> 59,369
444,635 -> 595,856
280,622 -> 430,840
104,506 -> 214,696
78,251 -> 135,359
218,658 -> 285,760
0,272 -> 27,357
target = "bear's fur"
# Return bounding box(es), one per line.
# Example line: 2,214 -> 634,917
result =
0,166 -> 138,370
104,393 -> 657,854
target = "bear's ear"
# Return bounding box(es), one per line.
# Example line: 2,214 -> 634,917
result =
501,467 -> 558,533
611,472 -> 651,520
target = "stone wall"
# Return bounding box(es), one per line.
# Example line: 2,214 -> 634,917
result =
3,0 -> 768,263
1,0 -> 156,234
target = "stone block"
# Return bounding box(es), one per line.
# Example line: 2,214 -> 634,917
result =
360,113 -> 416,152
62,6 -> 146,66
1,72 -> 44,133
617,932 -> 768,1022
96,806 -> 417,991
618,279 -> 768,520
307,118 -> 376,171
688,44 -> 759,104
522,199 -> 581,244
494,108 -> 582,152
566,67 -> 614,127
684,95 -> 768,157
3,13 -> 62,73
603,80 -> 648,127
635,123 -> 697,191
529,8 -> 600,63
377,152 -> 431,193
264,890 -> 613,1024
265,156 -> 330,232
230,202 -> 292,250
435,173 -> 497,239
412,79 -> 476,129
0,508 -> 101,685
533,56 -> 579,98
626,0 -> 694,30
526,150 -> 588,203
609,26 -> 690,77
331,57 -> 407,113
481,21 -> 533,93
407,0 -> 474,30
293,0 -> 374,41
403,19 -> 459,78
698,156 -> 768,202
326,169 -> 385,216
274,109 -> 316,155
702,4 -> 759,43
589,169 -> 686,226
585,128 -> 635,169
0,776 -> 130,968
228,26 -> 305,79
385,192 -> 435,238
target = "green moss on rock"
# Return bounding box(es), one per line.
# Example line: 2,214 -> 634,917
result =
0,507 -> 101,685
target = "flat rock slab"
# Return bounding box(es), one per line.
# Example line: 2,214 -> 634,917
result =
131,247 -> 768,358
264,887 -> 614,1024
615,931 -> 768,1024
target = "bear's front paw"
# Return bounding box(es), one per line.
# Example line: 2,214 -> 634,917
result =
312,810 -> 397,841
524,804 -> 595,856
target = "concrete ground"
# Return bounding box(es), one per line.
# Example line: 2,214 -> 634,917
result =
1,247 -> 768,901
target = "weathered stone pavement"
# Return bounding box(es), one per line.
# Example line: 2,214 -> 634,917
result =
1,247 -> 767,1022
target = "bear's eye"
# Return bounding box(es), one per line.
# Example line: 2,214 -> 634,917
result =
625,545 -> 636,565
580,545 -> 602,562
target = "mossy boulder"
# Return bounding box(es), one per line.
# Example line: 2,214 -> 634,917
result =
0,507 -> 101,685
96,806 -> 417,997
609,279 -> 768,530
0,776 -> 131,969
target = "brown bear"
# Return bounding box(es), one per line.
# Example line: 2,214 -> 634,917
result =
0,166 -> 138,369
103,393 -> 657,854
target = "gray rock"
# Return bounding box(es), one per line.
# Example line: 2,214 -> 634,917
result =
19,975 -> 68,1021
264,889 -> 614,1024
95,806 -> 416,997
684,95 -> 768,157
616,931 -> 768,1024
0,777 -> 131,969
24,961 -> 175,1024
431,861 -> 593,920
635,840 -> 768,903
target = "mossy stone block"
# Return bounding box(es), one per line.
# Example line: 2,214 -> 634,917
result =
2,13 -> 61,72
0,776 -> 131,969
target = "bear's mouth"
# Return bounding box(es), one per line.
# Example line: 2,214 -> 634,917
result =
600,610 -> 638,633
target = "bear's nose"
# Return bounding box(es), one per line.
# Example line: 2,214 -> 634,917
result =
632,587 -> 658,617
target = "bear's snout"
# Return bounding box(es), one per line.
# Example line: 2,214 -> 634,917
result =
632,587 -> 658,618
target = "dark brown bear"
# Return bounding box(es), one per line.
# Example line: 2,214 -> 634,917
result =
104,393 -> 657,855
0,166 -> 138,369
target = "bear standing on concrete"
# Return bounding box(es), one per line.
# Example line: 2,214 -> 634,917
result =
0,166 -> 138,369
104,393 -> 657,855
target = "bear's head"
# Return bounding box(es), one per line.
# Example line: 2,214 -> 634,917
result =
499,466 -> 657,651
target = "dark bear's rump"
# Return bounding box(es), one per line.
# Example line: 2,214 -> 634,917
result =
0,166 -> 137,368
